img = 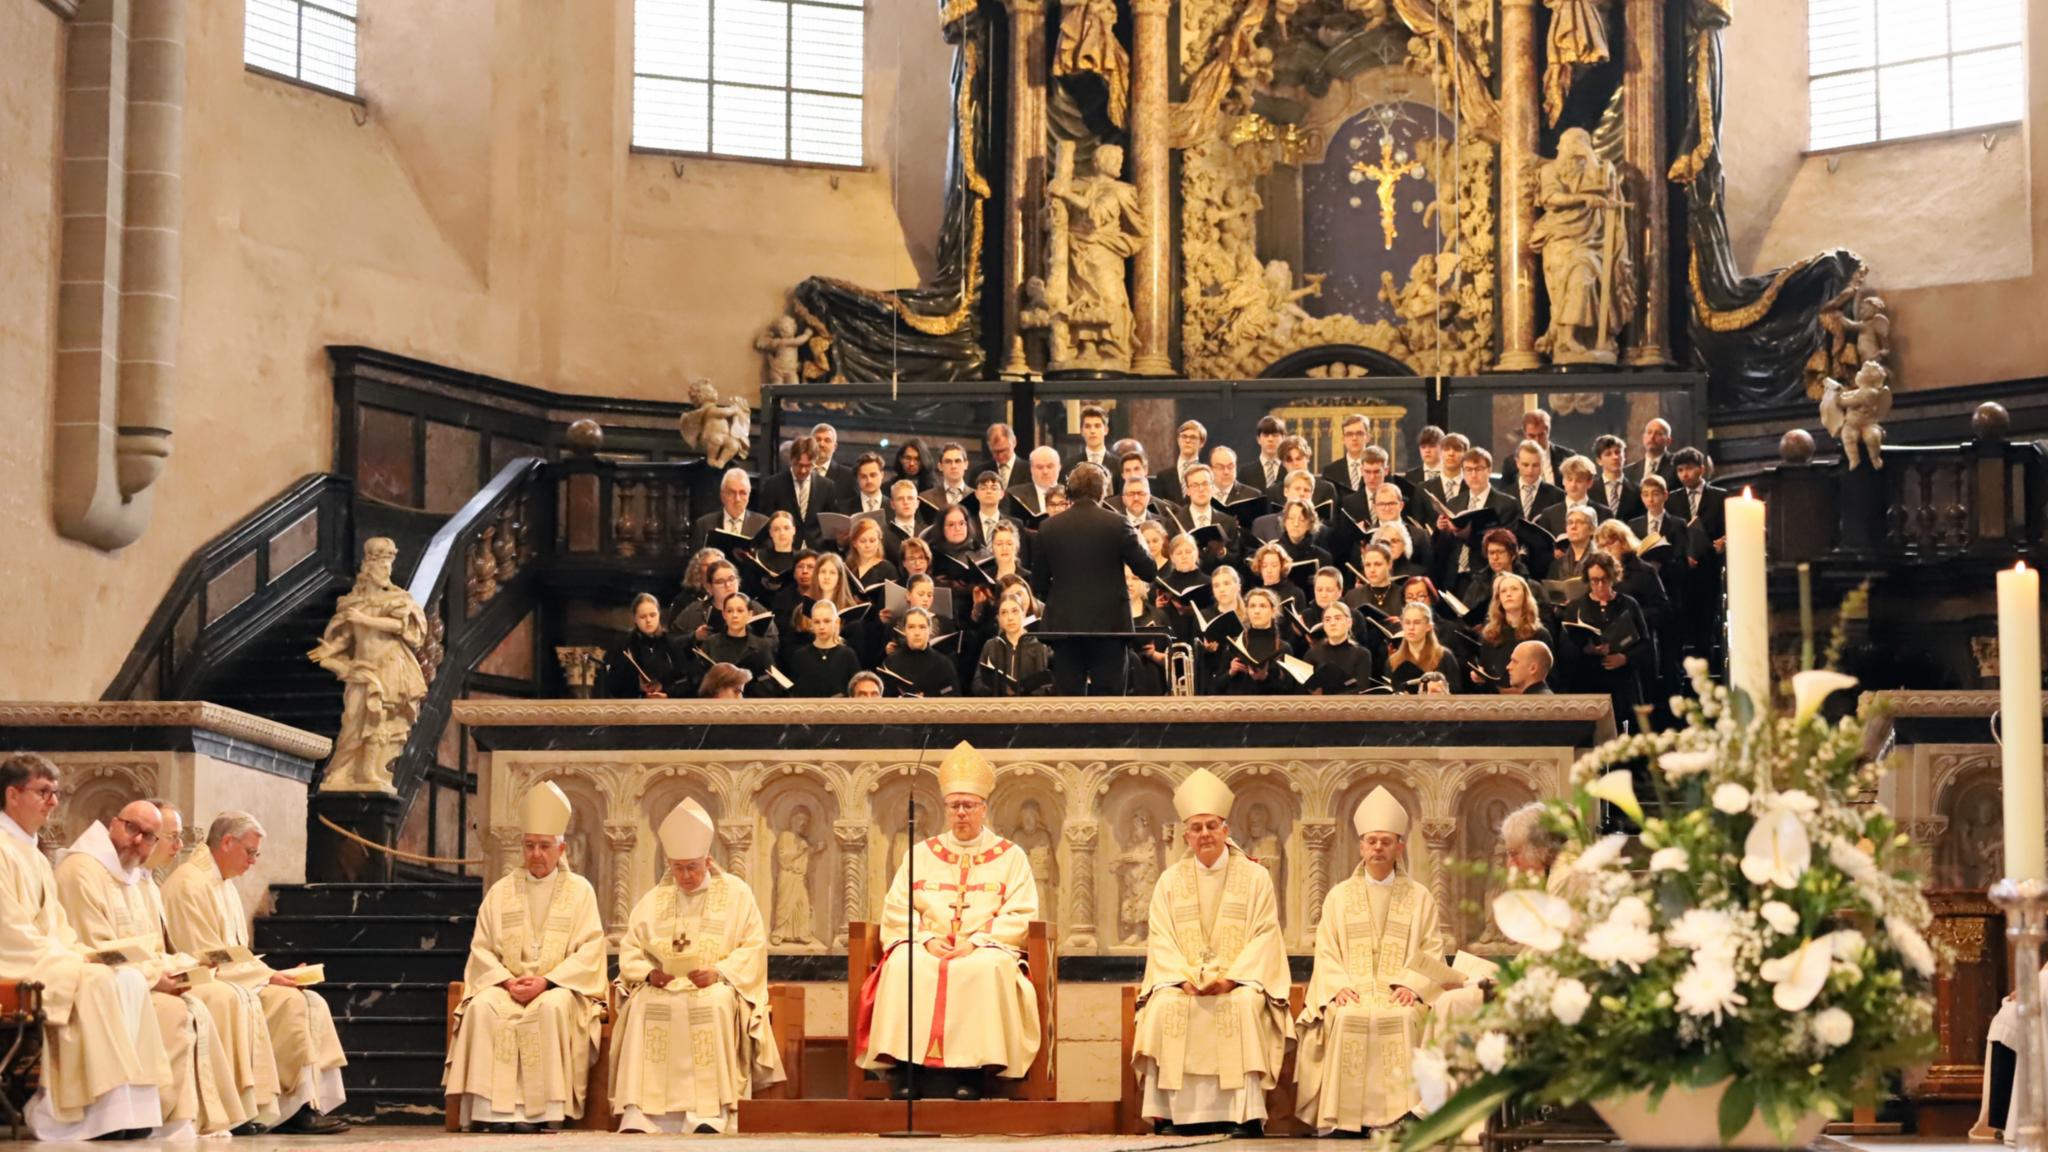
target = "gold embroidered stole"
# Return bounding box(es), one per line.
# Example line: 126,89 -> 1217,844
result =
638,876 -> 735,1107
1155,854 -> 1256,1086
1329,874 -> 1420,1127
498,868 -> 579,978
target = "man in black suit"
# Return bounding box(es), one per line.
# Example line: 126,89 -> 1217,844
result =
1033,463 -> 1159,695
881,479 -> 935,562
1165,465 -> 1242,571
1668,447 -> 1728,665
690,467 -> 772,553
754,434 -> 838,546
1420,432 -> 1471,509
1330,446 -> 1414,560
1267,436 -> 1338,510
1123,452 -> 1185,522
1403,425 -> 1446,490
1118,475 -> 1172,530
1531,453 -> 1614,539
1007,446 -> 1063,521
1590,434 -> 1646,521
832,452 -> 891,517
1521,409 -> 1576,485
1321,413 -> 1377,495
1504,640 -> 1555,695
979,422 -> 1022,491
1067,405 -> 1116,473
1507,440 -> 1565,522
1151,420 -> 1208,505
1635,418 -> 1680,486
1432,446 -> 1521,585
809,422 -> 855,493
1250,415 -> 1287,491
1628,472 -> 1689,699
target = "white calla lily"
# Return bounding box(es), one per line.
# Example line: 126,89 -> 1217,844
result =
1586,769 -> 1644,822
1741,805 -> 1812,888
1493,889 -> 1574,953
1760,935 -> 1835,1011
1791,669 -> 1860,724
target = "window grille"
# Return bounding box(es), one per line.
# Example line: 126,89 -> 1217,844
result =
244,0 -> 359,98
1808,0 -> 2023,150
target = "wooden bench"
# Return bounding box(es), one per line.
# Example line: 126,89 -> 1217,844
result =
0,982 -> 44,1141
1116,983 -> 1308,1135
844,920 -> 1056,1101
442,981 -> 803,1131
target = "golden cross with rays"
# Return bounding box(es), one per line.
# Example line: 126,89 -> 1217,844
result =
1350,135 -> 1424,250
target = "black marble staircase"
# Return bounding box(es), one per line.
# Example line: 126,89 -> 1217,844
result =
253,878 -> 482,1125
204,591 -> 352,746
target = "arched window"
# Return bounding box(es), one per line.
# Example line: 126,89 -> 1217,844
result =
631,0 -> 864,166
1808,0 -> 2023,150
244,0 -> 359,98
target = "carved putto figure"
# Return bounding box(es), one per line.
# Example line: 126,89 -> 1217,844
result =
678,378 -> 752,469
1046,142 -> 1148,374
1821,360 -> 1894,471
771,806 -> 824,947
1108,808 -> 1164,946
309,537 -> 431,794
754,315 -> 809,385
1530,128 -> 1633,365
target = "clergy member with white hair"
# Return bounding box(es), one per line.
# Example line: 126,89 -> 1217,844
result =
162,809 -> 351,1134
0,753 -> 173,1141
1132,768 -> 1293,1137
1294,786 -> 1448,1136
55,799 -> 251,1137
856,741 -> 1041,1101
445,782 -> 608,1132
611,798 -> 784,1133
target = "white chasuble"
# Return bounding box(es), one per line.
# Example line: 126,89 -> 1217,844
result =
1294,871 -> 1446,1133
444,865 -> 608,1125
856,829 -> 1041,1077
610,871 -> 784,1132
0,814 -> 171,1141
162,847 -> 349,1118
54,823 -> 250,1136
1133,847 -> 1294,1125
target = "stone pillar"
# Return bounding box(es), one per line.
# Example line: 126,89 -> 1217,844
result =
1128,0 -> 1175,377
1623,0 -> 1672,366
1421,818 -> 1460,949
492,824 -> 522,880
1493,0 -> 1544,371
720,825 -> 754,887
604,823 -> 638,934
1063,821 -> 1100,950
834,820 -> 869,949
1001,0 -> 1049,379
1299,819 -> 1337,929
1905,816 -> 1951,877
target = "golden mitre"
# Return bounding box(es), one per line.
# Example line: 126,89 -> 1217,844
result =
1353,785 -> 1410,839
658,797 -> 715,860
936,740 -> 995,799
1172,768 -> 1235,823
523,781 -> 573,837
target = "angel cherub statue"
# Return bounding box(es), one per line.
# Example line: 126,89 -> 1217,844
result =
678,378 -> 752,469
1820,360 -> 1893,471
754,315 -> 809,385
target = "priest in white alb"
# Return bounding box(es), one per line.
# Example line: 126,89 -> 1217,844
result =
1294,786 -> 1449,1136
162,810 -> 351,1134
54,800 -> 251,1137
1133,768 -> 1293,1138
445,782 -> 608,1132
856,741 -> 1041,1100
0,753 -> 172,1141
611,798 -> 785,1133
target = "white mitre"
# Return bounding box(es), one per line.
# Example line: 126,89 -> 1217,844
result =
658,798 -> 716,861
1173,768 -> 1235,823
1353,785 -> 1410,838
524,781 -> 573,836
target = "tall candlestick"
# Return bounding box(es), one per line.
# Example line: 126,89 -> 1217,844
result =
1725,488 -> 1770,709
2000,562 -> 2045,882
1798,562 -> 1815,671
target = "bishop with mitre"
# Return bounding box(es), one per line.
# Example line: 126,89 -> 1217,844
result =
54,800 -> 252,1137
1294,786 -> 1448,1136
162,810 -> 351,1134
1132,768 -> 1293,1137
856,741 -> 1041,1100
611,798 -> 784,1133
0,754 -> 172,1141
445,781 -> 608,1132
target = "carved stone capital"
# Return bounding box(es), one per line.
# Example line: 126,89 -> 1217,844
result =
1905,816 -> 1951,849
1298,819 -> 1338,847
1064,820 -> 1100,850
1420,817 -> 1460,849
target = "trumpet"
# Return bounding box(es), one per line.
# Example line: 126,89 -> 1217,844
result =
1167,642 -> 1197,697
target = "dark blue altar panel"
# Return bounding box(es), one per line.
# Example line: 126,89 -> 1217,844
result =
1302,101 -> 1450,325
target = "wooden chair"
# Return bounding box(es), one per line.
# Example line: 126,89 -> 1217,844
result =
0,982 -> 44,1141
1117,983 -> 1308,1135
844,920 -> 1056,1101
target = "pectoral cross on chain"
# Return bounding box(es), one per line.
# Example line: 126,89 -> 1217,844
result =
1350,135 -> 1425,250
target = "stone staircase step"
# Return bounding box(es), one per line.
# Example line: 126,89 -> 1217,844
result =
267,881 -> 482,918
327,1085 -> 448,1126
340,1050 -> 446,1090
300,948 -> 468,984
329,982 -> 456,1018
333,1015 -> 446,1050
255,913 -> 474,952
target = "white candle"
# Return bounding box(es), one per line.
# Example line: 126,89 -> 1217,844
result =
1725,488 -> 1770,709
1998,562 -> 2045,882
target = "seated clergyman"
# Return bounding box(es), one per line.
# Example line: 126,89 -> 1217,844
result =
1294,786 -> 1448,1136
611,798 -> 785,1132
445,781 -> 608,1132
856,741 -> 1041,1100
162,810 -> 352,1135
1133,769 -> 1293,1137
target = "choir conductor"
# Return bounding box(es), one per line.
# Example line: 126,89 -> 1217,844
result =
1032,463 -> 1159,695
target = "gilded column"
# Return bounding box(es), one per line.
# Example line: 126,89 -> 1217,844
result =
1494,0 -> 1544,371
604,822 -> 638,935
720,825 -> 754,887
1128,0 -> 1175,377
1421,818 -> 1460,949
834,820 -> 869,949
1001,0 -> 1050,379
1063,821 -> 1100,950
1299,819 -> 1337,929
1623,0 -> 1672,366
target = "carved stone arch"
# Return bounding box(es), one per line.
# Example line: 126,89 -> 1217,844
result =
1932,752 -> 2006,889
991,767 -> 1067,934
1096,763 -> 1179,953
1068,760 -> 1119,819
1220,762 -> 1304,941
753,771 -> 840,953
1442,758 -> 1559,807
1930,749 -> 2000,815
53,762 -> 160,846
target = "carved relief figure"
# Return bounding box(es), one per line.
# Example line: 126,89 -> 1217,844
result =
771,807 -> 823,946
678,379 -> 753,469
1013,800 -> 1060,925
309,537 -> 430,794
1820,361 -> 1893,471
1109,809 -> 1164,946
1047,142 -> 1148,374
1954,792 -> 2004,890
1531,128 -> 1633,365
886,800 -> 932,882
1244,802 -> 1284,890
754,316 -> 809,386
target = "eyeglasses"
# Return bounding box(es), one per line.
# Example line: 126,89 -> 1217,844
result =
23,785 -> 64,801
113,817 -> 160,845
944,800 -> 985,813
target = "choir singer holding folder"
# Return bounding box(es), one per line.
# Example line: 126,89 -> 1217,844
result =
1031,463 -> 1159,695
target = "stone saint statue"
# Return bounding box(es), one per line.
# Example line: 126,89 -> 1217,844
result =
886,800 -> 930,885
1821,361 -> 1893,471
678,379 -> 752,469
1109,809 -> 1163,946
771,807 -> 823,947
1244,803 -> 1284,891
309,537 -> 430,794
1012,801 -> 1060,926
1047,142 -> 1147,374
1530,128 -> 1633,366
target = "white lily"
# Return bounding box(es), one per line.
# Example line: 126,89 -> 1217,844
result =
1586,769 -> 1643,822
1791,669 -> 1859,724
1742,804 -> 1812,888
1494,889 -> 1574,953
1760,935 -> 1834,1011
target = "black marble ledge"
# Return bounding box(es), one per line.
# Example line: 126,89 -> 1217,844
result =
0,702 -> 330,783
1874,690 -> 2047,747
456,696 -> 1617,754
762,953 -> 1319,982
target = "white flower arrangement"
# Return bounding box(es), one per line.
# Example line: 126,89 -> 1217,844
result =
1403,661 -> 1939,1149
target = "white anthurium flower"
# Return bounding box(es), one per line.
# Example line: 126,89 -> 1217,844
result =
1760,936 -> 1834,1012
1674,956 -> 1747,1023
1413,1047 -> 1451,1113
1575,833 -> 1630,874
1586,769 -> 1644,823
1791,669 -> 1860,724
1580,897 -> 1662,972
1649,846 -> 1690,873
1713,782 -> 1753,814
1812,1006 -> 1855,1048
1761,900 -> 1801,935
1742,805 -> 1812,888
1885,915 -> 1938,977
1476,1031 -> 1512,1074
1658,749 -> 1717,780
1494,889 -> 1574,954
1550,977 -> 1591,1025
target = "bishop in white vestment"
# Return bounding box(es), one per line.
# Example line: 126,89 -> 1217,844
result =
162,810 -> 351,1134
445,782 -> 609,1131
1133,769 -> 1293,1136
611,798 -> 785,1133
856,741 -> 1041,1099
0,754 -> 172,1141
1295,787 -> 1449,1135
54,803 -> 251,1137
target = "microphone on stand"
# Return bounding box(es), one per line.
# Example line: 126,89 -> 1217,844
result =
882,731 -> 937,1139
